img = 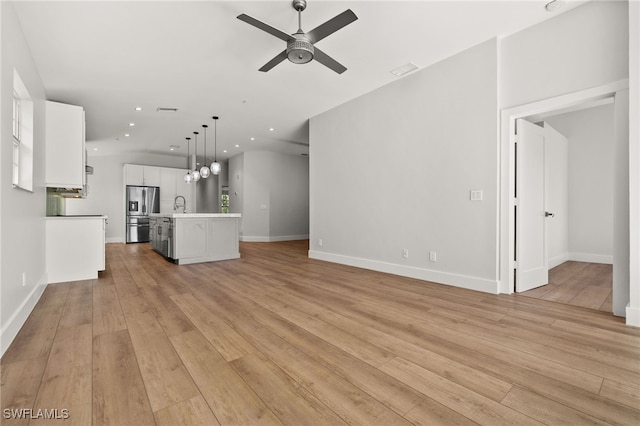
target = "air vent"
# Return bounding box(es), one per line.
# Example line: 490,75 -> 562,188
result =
156,107 -> 178,112
390,62 -> 418,77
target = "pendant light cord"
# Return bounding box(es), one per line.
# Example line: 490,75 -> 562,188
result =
202,125 -> 207,162
212,116 -> 219,163
186,137 -> 191,169
193,131 -> 199,166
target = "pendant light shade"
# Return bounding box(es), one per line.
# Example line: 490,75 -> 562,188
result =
192,131 -> 201,181
184,137 -> 193,184
200,124 -> 210,178
211,116 -> 221,175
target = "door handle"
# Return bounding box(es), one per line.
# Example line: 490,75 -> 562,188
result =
545,211 -> 555,217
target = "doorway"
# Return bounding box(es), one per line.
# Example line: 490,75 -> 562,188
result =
499,80 -> 630,317
517,102 -> 615,311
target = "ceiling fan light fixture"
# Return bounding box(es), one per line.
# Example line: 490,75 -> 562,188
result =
287,35 -> 314,64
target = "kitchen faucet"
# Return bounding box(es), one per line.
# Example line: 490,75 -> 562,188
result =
174,195 -> 186,213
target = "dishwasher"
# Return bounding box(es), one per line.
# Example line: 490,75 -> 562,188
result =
160,217 -> 174,259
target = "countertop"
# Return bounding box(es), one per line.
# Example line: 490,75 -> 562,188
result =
46,215 -> 107,220
150,213 -> 241,219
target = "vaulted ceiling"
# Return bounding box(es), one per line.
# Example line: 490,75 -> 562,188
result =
13,0 -> 585,161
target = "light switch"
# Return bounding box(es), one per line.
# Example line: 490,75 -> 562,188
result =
470,190 -> 483,201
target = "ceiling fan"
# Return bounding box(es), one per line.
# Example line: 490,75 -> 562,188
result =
237,0 -> 358,74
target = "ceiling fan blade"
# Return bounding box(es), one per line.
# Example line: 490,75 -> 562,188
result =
237,14 -> 292,42
306,9 -> 358,44
313,47 -> 347,74
259,50 -> 288,72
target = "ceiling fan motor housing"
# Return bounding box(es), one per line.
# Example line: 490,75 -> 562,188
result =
287,33 -> 314,64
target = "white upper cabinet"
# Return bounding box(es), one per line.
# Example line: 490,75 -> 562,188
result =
125,164 -> 161,186
142,166 -> 160,186
46,101 -> 85,188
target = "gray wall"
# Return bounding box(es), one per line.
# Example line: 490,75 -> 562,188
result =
1,2 -> 48,354
229,151 -> 309,242
310,38 -> 499,292
499,0 -> 628,109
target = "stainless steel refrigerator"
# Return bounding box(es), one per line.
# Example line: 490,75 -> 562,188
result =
126,185 -> 160,243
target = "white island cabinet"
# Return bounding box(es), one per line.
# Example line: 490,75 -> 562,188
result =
151,213 -> 241,265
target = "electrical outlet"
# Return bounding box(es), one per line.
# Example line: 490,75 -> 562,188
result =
22,272 -> 27,286
318,239 -> 323,247
429,251 -> 437,262
402,249 -> 409,259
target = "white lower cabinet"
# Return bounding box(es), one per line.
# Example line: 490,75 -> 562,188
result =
46,216 -> 106,283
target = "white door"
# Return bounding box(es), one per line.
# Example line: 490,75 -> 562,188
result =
516,119 -> 548,292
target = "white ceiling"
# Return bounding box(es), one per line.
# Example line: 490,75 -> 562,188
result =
13,0 -> 585,163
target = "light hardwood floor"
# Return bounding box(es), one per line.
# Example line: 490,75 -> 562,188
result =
520,261 -> 613,312
2,241 -> 639,425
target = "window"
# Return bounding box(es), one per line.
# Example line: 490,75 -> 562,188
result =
12,91 -> 21,186
12,70 -> 34,191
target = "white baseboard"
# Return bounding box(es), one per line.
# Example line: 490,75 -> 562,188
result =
568,252 -> 614,264
106,237 -> 124,243
241,234 -> 309,242
548,253 -> 570,269
308,250 -> 499,294
626,303 -> 640,327
1,273 -> 48,357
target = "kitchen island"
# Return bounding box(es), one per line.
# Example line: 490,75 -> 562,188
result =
150,213 -> 241,265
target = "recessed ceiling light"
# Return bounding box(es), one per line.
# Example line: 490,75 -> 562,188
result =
135,107 -> 143,111
390,62 -> 418,77
269,128 -> 274,132
223,150 -> 227,153
93,148 -> 98,151
169,145 -> 179,151
125,133 -> 130,137
250,137 -> 255,141
129,122 -> 135,126
235,144 -> 240,148
545,0 -> 563,12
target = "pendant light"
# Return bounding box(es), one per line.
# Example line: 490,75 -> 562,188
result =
200,124 -> 210,178
192,131 -> 201,182
183,137 -> 193,184
210,116 -> 221,175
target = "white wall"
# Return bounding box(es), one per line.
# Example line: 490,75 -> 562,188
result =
65,152 -> 185,242
229,151 -> 309,242
544,122 -> 569,268
1,2 -> 48,356
500,0 -> 628,109
310,39 -> 498,293
545,104 -> 615,264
